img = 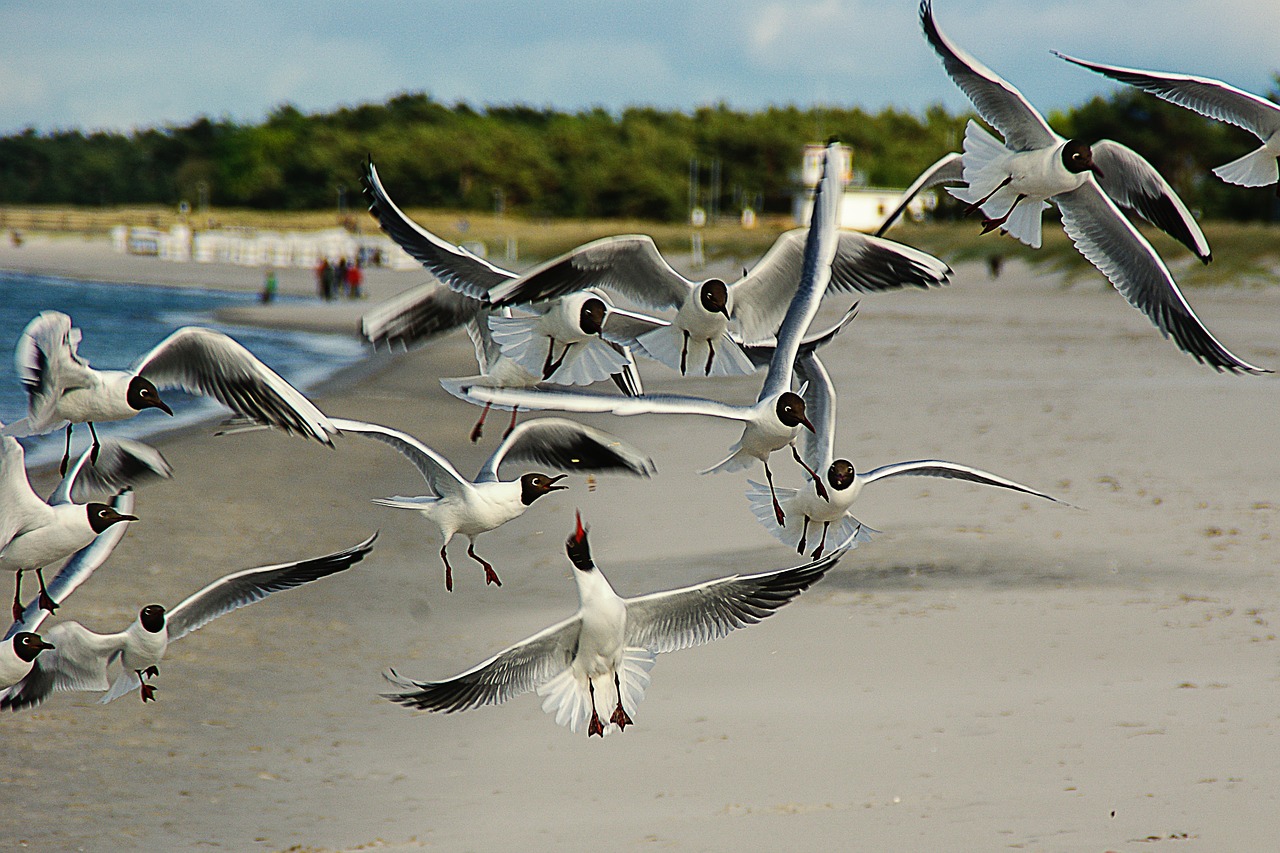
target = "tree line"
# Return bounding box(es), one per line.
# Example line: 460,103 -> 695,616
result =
0,85 -> 1275,222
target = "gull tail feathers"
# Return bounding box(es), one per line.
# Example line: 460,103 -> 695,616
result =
547,338 -> 630,387
948,120 -> 1009,207
372,495 -> 439,510
1002,197 -> 1050,249
746,479 -> 800,542
634,327 -> 757,377
487,315 -> 545,378
537,648 -> 656,735
1213,146 -> 1279,188
100,671 -> 141,704
698,442 -> 752,476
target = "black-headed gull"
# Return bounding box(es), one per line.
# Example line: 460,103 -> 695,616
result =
463,141 -> 850,524
361,160 -> 649,393
1053,52 -> 1280,193
0,632 -> 55,690
0,533 -> 376,709
747,352 -> 1061,557
383,512 -> 843,736
1,430 -> 142,620
920,0 -> 1264,374
5,311 -> 339,474
332,417 -> 655,591
480,221 -> 949,379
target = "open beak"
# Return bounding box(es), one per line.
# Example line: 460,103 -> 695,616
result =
547,474 -> 569,492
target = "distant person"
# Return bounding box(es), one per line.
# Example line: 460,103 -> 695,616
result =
346,261 -> 363,299
335,257 -> 349,298
317,258 -> 334,301
10,229 -> 22,247
987,253 -> 1004,279
261,267 -> 278,304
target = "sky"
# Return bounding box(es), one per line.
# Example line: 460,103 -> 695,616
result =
1,0 -> 1277,135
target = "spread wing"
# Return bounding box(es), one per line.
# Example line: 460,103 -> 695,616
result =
859,460 -> 1059,503
488,235 -> 694,310
0,434 -> 51,547
363,158 -> 515,300
47,439 -> 172,506
14,311 -> 94,428
461,385 -> 751,423
1052,52 -> 1280,141
919,0 -> 1058,151
330,418 -> 473,497
361,281 -> 486,351
794,354 -> 836,474
1090,140 -> 1211,262
0,621 -> 123,711
1056,181 -> 1265,373
165,533 -> 376,642
478,418 -> 656,483
875,151 -> 966,237
624,550 -> 841,654
382,616 -> 581,713
134,327 -> 337,444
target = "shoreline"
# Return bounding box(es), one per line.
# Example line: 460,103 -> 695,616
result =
2,236 -> 1279,851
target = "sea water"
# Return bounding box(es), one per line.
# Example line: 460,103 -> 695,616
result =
0,271 -> 366,468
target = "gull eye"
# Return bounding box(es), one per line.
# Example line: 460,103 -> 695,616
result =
98,509 -> 109,518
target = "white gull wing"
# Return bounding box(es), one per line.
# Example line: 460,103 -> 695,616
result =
133,327 -> 337,445
760,140 -> 842,401
165,533 -> 376,642
0,433 -> 53,547
730,230 -> 950,344
363,158 -> 515,300
488,234 -> 694,311
476,418 -> 656,483
1055,180 -> 1266,373
875,151 -> 966,237
330,418 -> 474,498
858,460 -> 1060,503
6,491 -> 135,639
361,281 -> 486,351
919,0 -> 1059,152
794,353 -> 836,475
1090,140 -> 1212,262
461,385 -> 753,423
0,621 -> 125,711
623,549 -> 842,654
739,302 -> 860,372
47,439 -> 172,506
382,615 -> 582,713
12,311 -> 94,432
1052,52 -> 1280,143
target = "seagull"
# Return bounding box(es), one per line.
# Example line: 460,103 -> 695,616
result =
1,429 -> 144,621
873,151 -> 966,237
331,417 -> 655,591
361,159 -> 648,405
920,0 -> 1264,374
0,632 -> 55,690
479,215 -> 950,379
0,533 -> 377,709
1053,52 -> 1280,194
747,352 -> 1061,557
383,511 -> 843,736
462,140 -> 849,524
4,311 -> 339,475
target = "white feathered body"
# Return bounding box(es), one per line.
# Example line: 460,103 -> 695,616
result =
51,370 -> 137,425
375,481 -> 528,544
488,292 -> 629,386
746,479 -> 874,553
634,292 -> 757,377
950,121 -> 1072,248
701,397 -> 799,475
0,505 -> 96,572
101,620 -> 169,703
0,640 -> 34,689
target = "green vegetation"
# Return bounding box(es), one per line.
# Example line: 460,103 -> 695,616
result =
2,85 -> 1277,222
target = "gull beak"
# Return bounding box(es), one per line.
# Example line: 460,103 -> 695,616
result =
117,513 -> 140,523
153,398 -> 174,416
547,474 -> 569,492
37,639 -> 55,651
800,415 -> 816,433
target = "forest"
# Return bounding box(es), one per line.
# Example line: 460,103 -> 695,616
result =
0,84 -> 1276,222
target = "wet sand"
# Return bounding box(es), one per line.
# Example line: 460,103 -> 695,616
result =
1,236 -> 1278,851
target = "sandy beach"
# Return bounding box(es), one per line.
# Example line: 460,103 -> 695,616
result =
1,233 -> 1278,852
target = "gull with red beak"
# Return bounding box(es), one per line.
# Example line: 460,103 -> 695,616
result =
332,417 -> 655,591
921,0 -> 1263,373
463,141 -> 848,524
383,512 -> 843,737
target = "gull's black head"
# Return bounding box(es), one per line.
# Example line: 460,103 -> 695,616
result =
828,459 -> 856,491
139,604 -> 166,633
579,298 -> 607,336
86,503 -> 138,534
1062,139 -> 1102,178
12,632 -> 54,662
699,279 -> 730,317
520,472 -> 568,506
565,510 -> 594,572
776,392 -> 815,433
127,375 -> 173,416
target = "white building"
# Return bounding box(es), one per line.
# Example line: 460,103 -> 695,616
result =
792,143 -> 938,233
